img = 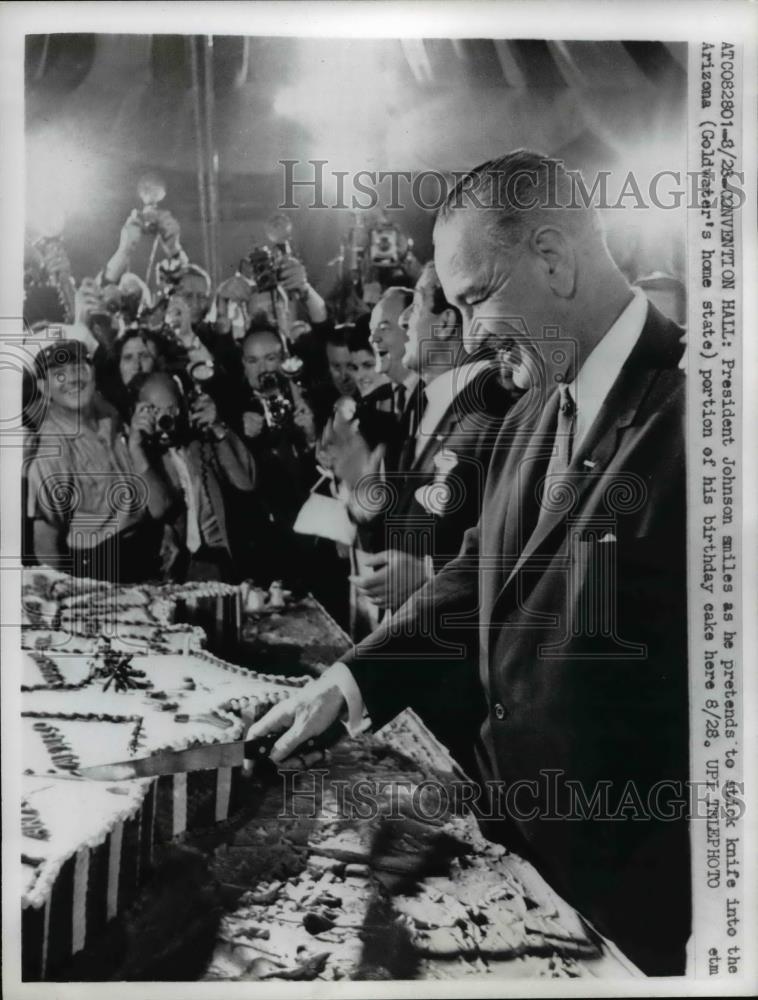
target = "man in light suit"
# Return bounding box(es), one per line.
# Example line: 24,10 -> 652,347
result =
247,150 -> 689,975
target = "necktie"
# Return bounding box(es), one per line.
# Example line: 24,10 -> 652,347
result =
537,383 -> 576,524
167,448 -> 201,553
394,383 -> 407,417
554,383 -> 576,474
398,384 -> 427,471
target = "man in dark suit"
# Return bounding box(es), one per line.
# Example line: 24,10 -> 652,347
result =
246,150 -> 689,975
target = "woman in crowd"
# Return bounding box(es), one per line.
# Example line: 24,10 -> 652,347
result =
98,329 -> 159,420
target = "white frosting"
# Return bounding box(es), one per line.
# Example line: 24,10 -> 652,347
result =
61,586 -> 149,610
21,647 -> 305,913
22,651 -> 55,689
22,774 -> 149,909
19,568 -> 312,961
23,624 -> 207,656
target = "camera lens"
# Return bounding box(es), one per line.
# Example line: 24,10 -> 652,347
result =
259,372 -> 278,393
157,414 -> 175,432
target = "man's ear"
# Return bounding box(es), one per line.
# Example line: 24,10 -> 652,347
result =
530,226 -> 576,298
432,307 -> 460,340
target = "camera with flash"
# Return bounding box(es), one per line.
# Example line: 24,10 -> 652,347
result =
254,354 -> 305,431
245,213 -> 300,298
246,246 -> 279,293
370,220 -> 403,267
136,172 -> 167,236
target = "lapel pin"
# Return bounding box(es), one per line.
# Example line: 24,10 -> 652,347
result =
583,459 -> 597,469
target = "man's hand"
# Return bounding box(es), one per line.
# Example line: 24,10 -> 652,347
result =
243,673 -> 347,769
128,402 -> 155,461
278,257 -> 308,295
242,411 -> 265,439
118,210 -> 144,256
189,392 -> 218,431
293,399 -> 316,443
350,549 -> 429,610
165,295 -> 193,344
37,239 -> 72,279
216,274 -> 253,307
74,278 -> 105,327
155,210 -> 182,256
216,275 -> 252,335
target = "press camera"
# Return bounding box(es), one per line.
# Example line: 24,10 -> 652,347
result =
254,354 -> 306,432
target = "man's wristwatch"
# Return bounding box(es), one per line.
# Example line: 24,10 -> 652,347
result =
211,422 -> 229,442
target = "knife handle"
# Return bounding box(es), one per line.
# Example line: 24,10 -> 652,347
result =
243,719 -> 346,762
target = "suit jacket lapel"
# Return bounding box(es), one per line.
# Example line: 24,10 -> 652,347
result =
499,388 -> 560,571
410,403 -> 459,473
498,306 -> 677,596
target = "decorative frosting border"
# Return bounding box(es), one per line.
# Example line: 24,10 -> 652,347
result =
20,570 -> 311,915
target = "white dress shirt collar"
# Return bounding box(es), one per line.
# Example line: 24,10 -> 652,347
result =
566,288 -> 648,452
402,370 -> 420,397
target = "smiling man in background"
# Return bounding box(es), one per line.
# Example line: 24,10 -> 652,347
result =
369,286 -> 417,419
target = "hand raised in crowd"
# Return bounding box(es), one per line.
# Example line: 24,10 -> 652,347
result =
242,411 -> 266,439
37,238 -> 72,279
101,282 -> 123,315
277,256 -> 309,295
215,274 -> 252,334
216,274 -> 252,309
350,549 -> 429,611
155,210 -> 182,257
74,277 -> 106,327
165,294 -> 194,345
118,210 -> 144,256
292,398 -> 317,444
128,400 -> 156,458
189,392 -> 218,431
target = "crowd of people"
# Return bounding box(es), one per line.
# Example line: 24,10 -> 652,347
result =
22,150 -> 690,976
21,198 -> 528,631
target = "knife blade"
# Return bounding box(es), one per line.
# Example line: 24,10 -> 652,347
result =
76,722 -> 344,781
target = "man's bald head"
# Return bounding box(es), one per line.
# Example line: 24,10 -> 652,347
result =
137,371 -> 183,410
241,326 -> 284,390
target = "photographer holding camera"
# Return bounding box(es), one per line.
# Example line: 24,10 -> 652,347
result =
240,323 -> 317,473
226,237 -> 330,343
100,205 -> 184,301
157,287 -> 248,429
131,371 -> 256,582
237,321 -> 338,589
